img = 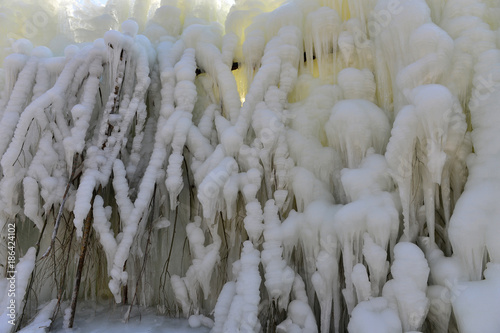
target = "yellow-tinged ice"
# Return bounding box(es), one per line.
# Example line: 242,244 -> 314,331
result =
232,66 -> 248,104
342,0 -> 351,20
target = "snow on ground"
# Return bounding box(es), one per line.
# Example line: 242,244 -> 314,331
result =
45,304 -> 209,333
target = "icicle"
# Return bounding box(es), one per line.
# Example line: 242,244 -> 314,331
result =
325,99 -> 390,169
311,251 -> 337,333
171,216 -> 221,314
387,84 -> 468,243
304,7 -> 341,78
277,275 -> 318,333
352,263 -> 372,303
220,241 -> 262,332
198,157 -> 238,221
362,233 -> 389,296
211,282 -> 236,333
243,201 -> 264,244
262,200 -> 295,310
92,195 -> 117,275
23,177 -> 43,230
382,242 -> 430,332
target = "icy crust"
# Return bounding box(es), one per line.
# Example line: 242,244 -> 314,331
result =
0,0 -> 500,332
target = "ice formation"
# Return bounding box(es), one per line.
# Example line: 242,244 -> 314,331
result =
0,0 -> 499,332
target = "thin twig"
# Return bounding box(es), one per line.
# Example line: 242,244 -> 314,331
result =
159,205 -> 178,291
67,196 -> 94,328
13,118 -> 35,167
41,154 -> 80,259
17,206 -> 52,330
50,225 -> 74,331
125,218 -> 154,322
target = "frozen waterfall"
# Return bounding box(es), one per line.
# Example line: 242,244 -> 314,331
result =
0,0 -> 500,332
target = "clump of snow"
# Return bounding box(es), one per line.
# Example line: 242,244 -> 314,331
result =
18,299 -> 58,333
452,263 -> 500,333
382,242 -> 430,332
213,241 -> 262,333
0,248 -> 36,333
386,84 -> 468,243
348,297 -> 402,333
326,99 -> 390,169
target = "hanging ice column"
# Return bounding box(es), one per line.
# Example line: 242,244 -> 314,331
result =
386,84 -> 468,244
448,49 -> 500,281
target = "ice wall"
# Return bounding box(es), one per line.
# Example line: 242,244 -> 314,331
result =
0,0 -> 499,332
